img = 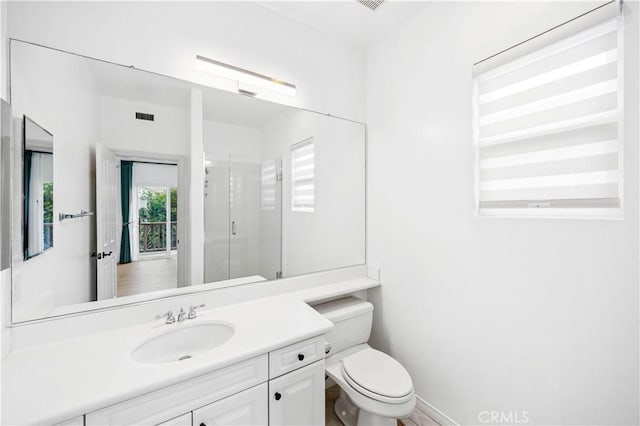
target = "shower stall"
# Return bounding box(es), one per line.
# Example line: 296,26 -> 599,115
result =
204,154 -> 282,283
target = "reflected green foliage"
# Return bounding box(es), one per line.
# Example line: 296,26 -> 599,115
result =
138,187 -> 177,223
43,182 -> 53,224
138,187 -> 178,253
170,187 -> 177,222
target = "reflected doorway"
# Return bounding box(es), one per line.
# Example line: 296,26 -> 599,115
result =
116,161 -> 179,298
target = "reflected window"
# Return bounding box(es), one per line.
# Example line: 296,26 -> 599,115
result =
290,138 -> 314,212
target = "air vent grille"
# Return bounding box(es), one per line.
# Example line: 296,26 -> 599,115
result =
135,112 -> 154,121
358,0 -> 384,11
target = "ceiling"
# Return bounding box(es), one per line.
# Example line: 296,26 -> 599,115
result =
256,1 -> 430,49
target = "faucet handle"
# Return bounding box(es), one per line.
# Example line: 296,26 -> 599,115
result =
156,311 -> 175,324
188,304 -> 206,319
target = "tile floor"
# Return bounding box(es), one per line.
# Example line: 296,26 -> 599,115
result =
325,385 -> 415,426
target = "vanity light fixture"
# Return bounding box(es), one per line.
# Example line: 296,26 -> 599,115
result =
196,55 -> 296,97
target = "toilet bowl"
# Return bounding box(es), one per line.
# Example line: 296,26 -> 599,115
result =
313,297 -> 415,426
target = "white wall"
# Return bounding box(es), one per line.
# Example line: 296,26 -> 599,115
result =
0,0 -> 6,99
204,120 -> 262,159
0,0 -> 9,362
366,2 -> 639,424
261,109 -> 366,277
6,1 -> 365,122
100,97 -> 189,156
188,88 -> 204,287
10,42 -> 100,319
133,163 -> 178,188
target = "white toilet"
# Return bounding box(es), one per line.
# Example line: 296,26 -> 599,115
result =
314,297 -> 416,426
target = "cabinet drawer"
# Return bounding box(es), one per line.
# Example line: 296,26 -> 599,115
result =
86,355 -> 268,426
193,382 -> 267,426
269,335 -> 325,379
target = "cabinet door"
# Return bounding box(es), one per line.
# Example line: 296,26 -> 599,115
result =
193,382 -> 267,426
269,360 -> 325,426
157,413 -> 192,426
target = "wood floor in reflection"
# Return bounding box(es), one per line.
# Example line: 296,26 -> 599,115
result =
117,256 -> 177,297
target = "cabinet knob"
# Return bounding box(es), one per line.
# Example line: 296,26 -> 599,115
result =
200,423 -> 206,426
274,392 -> 282,401
298,353 -> 304,361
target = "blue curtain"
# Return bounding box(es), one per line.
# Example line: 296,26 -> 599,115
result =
119,161 -> 133,264
23,150 -> 32,259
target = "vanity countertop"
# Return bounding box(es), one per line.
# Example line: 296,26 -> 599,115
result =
2,277 -> 380,425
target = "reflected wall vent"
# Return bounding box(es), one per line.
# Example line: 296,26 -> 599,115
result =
135,112 -> 155,121
358,0 -> 384,11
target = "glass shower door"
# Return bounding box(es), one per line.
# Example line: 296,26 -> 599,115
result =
203,154 -> 282,283
204,156 -> 230,283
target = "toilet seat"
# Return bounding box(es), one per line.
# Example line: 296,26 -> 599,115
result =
340,348 -> 414,404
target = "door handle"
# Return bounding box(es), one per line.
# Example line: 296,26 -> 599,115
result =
231,221 -> 237,235
102,251 -> 113,257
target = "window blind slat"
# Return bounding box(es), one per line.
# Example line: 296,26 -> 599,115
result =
481,152 -> 618,181
480,183 -> 619,203
477,18 -> 618,82
261,160 -> 277,211
478,109 -> 618,146
479,30 -> 617,93
479,49 -> 617,104
291,138 -> 315,212
479,80 -> 617,126
481,139 -> 617,168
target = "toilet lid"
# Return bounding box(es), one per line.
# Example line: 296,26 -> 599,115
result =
341,348 -> 413,400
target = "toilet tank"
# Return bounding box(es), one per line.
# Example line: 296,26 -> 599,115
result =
313,297 -> 373,356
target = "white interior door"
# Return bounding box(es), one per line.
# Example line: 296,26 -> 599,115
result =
96,143 -> 118,300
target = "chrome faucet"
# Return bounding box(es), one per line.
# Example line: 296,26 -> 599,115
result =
177,308 -> 187,322
188,304 -> 206,319
156,310 -> 175,324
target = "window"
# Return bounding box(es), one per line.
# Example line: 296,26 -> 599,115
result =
291,138 -> 314,212
261,159 -> 277,211
473,17 -> 623,218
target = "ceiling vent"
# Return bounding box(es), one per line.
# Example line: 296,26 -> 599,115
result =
135,112 -> 154,121
358,0 -> 384,11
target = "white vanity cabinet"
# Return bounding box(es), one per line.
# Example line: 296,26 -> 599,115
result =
84,336 -> 326,426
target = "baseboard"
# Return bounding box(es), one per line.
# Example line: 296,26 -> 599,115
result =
408,395 -> 459,426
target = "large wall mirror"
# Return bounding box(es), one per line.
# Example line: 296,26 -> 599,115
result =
9,40 -> 366,323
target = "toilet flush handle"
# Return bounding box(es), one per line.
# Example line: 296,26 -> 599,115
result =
325,342 -> 332,354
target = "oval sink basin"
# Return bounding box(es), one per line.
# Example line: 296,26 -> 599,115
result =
132,321 -> 235,364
